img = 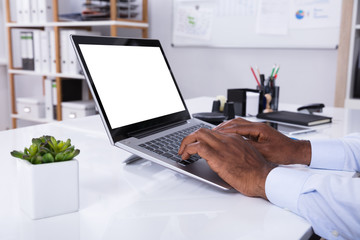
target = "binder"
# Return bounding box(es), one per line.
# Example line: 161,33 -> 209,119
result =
37,0 -> 53,23
22,0 -> 32,23
49,29 -> 57,73
16,0 -> 24,23
33,30 -> 42,72
66,30 -> 100,75
40,30 -> 51,73
20,31 -> 34,70
44,78 -> 55,120
66,29 -> 80,75
60,30 -> 69,74
82,79 -> 89,101
26,32 -> 35,71
257,111 -> 332,126
62,30 -> 101,75
52,79 -> 57,106
30,0 -> 39,23
20,32 -> 28,69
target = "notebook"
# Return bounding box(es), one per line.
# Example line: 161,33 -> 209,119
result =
70,35 -> 231,190
257,111 -> 332,126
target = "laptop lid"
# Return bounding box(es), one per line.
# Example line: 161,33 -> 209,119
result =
70,35 -> 191,144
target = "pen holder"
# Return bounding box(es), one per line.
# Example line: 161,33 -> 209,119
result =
256,85 -> 279,112
270,86 -> 280,111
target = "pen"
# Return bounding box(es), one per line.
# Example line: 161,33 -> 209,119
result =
250,66 -> 261,87
260,74 -> 265,87
270,64 -> 276,78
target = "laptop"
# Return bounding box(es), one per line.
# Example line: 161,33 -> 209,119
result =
70,35 -> 231,190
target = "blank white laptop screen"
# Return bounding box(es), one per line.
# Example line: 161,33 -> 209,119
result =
79,44 -> 186,129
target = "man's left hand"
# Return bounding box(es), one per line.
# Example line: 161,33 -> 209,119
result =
178,128 -> 277,199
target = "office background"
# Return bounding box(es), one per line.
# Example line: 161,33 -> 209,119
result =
0,0 -> 341,131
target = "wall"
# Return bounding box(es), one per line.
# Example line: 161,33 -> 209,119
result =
149,1 -> 338,108
0,0 -> 340,130
48,0 -> 340,107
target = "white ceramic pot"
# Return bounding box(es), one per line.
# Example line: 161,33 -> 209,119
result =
17,158 -> 79,220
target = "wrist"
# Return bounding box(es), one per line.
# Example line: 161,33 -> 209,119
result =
258,163 -> 277,200
291,140 -> 311,166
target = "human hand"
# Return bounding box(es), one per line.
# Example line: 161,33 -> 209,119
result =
214,118 -> 311,166
178,128 -> 276,199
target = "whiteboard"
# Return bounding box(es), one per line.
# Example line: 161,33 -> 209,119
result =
172,0 -> 341,49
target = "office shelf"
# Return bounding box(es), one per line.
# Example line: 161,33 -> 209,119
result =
4,0 -> 149,128
6,20 -> 149,28
11,114 -> 56,124
8,69 -> 84,79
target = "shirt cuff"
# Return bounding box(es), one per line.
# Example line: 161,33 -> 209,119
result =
310,139 -> 345,170
265,167 -> 312,215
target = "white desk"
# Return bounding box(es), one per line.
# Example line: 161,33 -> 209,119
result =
1,97 -> 359,240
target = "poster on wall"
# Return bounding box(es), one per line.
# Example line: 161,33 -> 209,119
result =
173,2 -> 215,41
289,0 -> 342,29
172,0 -> 342,48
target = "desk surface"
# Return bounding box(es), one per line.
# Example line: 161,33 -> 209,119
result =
1,97 -> 359,240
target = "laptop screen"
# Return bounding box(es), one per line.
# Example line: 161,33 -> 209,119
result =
79,44 -> 186,129
71,36 -> 190,143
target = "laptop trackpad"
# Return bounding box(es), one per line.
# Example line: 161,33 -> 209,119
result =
183,158 -> 231,189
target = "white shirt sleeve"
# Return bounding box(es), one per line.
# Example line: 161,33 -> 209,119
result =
265,133 -> 360,240
266,168 -> 360,240
310,133 -> 360,171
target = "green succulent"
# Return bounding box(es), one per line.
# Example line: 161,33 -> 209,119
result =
10,135 -> 80,164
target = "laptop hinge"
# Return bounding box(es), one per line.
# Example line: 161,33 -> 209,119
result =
129,120 -> 188,139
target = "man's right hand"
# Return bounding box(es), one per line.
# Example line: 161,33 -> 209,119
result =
214,118 -> 311,166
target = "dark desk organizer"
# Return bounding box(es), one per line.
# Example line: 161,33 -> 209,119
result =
192,100 -> 235,125
193,88 -> 265,124
227,88 -> 264,116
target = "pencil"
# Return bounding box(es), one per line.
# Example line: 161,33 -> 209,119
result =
250,66 -> 261,87
256,65 -> 261,78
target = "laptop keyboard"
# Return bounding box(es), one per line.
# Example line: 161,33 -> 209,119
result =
139,123 -> 212,166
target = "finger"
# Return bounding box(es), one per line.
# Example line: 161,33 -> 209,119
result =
179,142 -> 198,160
178,128 -> 224,155
214,117 -> 251,130
180,140 -> 218,161
178,131 -> 198,154
180,131 -> 238,162
217,123 -> 263,140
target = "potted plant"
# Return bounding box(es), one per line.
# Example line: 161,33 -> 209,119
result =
11,135 -> 80,220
